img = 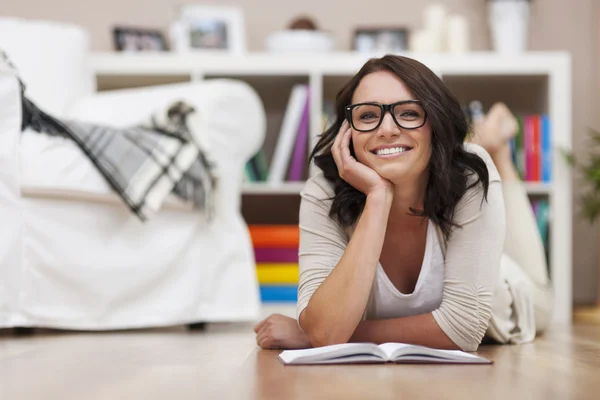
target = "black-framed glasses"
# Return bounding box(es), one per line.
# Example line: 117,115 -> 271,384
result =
345,100 -> 427,132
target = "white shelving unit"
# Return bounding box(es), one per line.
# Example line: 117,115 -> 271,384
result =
241,182 -> 306,195
90,51 -> 572,325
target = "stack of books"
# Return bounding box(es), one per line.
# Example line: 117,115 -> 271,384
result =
510,114 -> 552,182
249,225 -> 299,303
244,84 -> 310,183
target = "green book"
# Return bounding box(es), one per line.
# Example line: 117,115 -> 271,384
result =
244,161 -> 257,182
253,150 -> 270,181
516,116 -> 525,180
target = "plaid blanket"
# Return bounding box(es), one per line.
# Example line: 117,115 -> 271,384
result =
19,85 -> 217,222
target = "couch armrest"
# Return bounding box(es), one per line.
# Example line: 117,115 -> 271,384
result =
0,56 -> 24,307
67,79 -> 266,163
0,65 -> 22,192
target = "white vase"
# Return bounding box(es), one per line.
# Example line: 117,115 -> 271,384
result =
488,0 -> 530,53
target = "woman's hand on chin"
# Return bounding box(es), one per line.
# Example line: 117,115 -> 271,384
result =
332,121 -> 393,197
254,314 -> 312,349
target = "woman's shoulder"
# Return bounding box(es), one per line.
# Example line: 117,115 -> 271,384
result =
300,170 -> 336,201
463,142 -> 501,184
300,171 -> 353,236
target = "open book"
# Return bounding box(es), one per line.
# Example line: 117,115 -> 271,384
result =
278,342 -> 491,365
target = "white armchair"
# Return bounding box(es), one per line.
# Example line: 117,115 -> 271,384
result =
0,18 -> 265,330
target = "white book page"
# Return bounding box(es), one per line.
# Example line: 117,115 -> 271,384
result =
301,354 -> 384,364
391,355 -> 488,364
278,343 -> 386,364
382,343 -> 489,363
378,342 -> 412,359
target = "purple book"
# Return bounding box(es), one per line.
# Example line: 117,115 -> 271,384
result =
254,248 -> 299,263
288,89 -> 310,181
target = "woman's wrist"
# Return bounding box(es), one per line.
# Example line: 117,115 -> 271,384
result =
491,144 -> 521,182
367,187 -> 393,207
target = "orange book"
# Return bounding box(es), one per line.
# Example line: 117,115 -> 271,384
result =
249,225 -> 300,248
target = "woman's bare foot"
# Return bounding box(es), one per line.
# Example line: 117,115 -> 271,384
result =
470,102 -> 519,158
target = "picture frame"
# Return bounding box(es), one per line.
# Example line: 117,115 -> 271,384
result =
113,26 -> 168,52
170,5 -> 246,54
353,27 -> 409,54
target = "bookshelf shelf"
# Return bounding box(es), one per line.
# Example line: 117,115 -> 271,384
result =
91,51 -> 570,77
90,51 -> 572,326
523,182 -> 553,195
242,181 -> 552,196
242,182 -> 306,195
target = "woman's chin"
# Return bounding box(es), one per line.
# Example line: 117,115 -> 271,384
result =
373,165 -> 410,182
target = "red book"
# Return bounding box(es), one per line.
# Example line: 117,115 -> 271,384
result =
531,115 -> 541,181
524,116 -> 533,181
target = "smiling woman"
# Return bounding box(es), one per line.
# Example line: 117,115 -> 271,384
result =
314,59 -> 488,240
254,55 -> 553,352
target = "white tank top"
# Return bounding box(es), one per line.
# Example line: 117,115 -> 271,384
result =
365,219 -> 445,319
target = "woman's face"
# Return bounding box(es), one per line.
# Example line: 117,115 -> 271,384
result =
349,71 -> 432,184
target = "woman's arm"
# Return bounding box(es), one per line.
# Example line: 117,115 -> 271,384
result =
350,313 -> 459,349
298,187 -> 393,347
350,146 -> 505,351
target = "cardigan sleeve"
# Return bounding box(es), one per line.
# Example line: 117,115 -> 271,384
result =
431,144 -> 506,351
295,172 -> 349,321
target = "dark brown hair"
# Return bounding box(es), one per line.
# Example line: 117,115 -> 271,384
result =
309,55 -> 489,241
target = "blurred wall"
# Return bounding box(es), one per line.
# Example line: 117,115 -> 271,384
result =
1,0 -> 598,304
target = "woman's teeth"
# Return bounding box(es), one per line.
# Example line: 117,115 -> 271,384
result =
375,147 -> 410,155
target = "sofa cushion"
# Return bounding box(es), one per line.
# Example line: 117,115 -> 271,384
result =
0,18 -> 95,118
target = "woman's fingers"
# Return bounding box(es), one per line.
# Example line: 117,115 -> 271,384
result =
258,336 -> 273,349
332,121 -> 352,175
256,329 -> 275,349
253,318 -> 267,333
340,125 -> 354,163
256,322 -> 270,340
331,122 -> 346,167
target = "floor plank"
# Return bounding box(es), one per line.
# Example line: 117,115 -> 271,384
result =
219,323 -> 600,400
0,305 -> 598,400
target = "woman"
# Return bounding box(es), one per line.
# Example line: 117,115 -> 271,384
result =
254,55 -> 552,351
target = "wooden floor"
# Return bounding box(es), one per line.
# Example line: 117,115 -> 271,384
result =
1,306 -> 599,400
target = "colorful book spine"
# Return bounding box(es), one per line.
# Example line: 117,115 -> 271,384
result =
256,264 -> 299,284
541,115 -> 552,182
259,286 -> 298,302
255,248 -> 298,263
515,116 -> 525,181
532,199 -> 551,275
524,115 -> 533,181
249,225 -> 300,303
533,115 -> 541,181
510,114 -> 551,182
249,225 -> 300,248
288,90 -> 310,181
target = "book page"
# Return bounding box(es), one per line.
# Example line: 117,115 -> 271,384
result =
378,342 -> 412,359
387,344 -> 489,363
278,343 -> 386,364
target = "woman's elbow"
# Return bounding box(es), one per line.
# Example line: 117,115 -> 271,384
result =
460,341 -> 481,352
432,307 -> 488,352
308,333 -> 347,348
303,324 -> 350,348
300,312 -> 350,348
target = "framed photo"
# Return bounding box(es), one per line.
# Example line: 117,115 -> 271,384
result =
113,27 -> 168,52
353,27 -> 409,54
171,6 -> 246,54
